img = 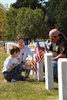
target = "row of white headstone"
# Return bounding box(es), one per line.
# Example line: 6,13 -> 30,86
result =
31,52 -> 67,100
5,42 -> 67,100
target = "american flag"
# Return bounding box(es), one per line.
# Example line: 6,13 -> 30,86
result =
31,61 -> 37,72
44,42 -> 48,52
35,41 -> 44,63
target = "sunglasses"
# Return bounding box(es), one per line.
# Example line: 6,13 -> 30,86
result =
50,36 -> 57,40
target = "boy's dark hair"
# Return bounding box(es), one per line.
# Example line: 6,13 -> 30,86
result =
16,34 -> 24,42
9,45 -> 20,55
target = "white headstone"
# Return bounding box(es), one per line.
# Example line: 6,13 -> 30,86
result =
33,53 -> 44,81
58,58 -> 67,100
36,58 -> 44,81
33,54 -> 37,80
6,42 -> 16,54
45,53 -> 54,90
30,49 -> 35,76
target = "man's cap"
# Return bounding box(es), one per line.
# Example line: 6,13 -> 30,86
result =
49,29 -> 60,37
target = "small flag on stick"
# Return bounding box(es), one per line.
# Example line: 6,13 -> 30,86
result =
35,41 -> 44,63
44,42 -> 48,52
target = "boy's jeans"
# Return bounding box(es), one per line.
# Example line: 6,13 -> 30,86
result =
3,64 -> 26,81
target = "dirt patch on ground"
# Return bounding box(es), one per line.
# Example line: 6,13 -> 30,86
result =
0,47 -> 4,50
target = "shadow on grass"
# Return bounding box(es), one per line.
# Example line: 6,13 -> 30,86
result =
27,78 -> 38,82
26,78 -> 45,84
54,88 -> 58,90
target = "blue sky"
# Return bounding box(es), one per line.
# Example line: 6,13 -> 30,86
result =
0,0 -> 16,6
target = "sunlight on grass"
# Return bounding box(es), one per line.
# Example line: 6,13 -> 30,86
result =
0,47 -> 59,100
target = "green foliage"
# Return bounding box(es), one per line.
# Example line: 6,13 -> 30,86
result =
5,7 -> 49,40
11,0 -> 42,9
55,0 -> 67,36
0,4 -> 6,40
45,0 -> 67,37
16,7 -> 49,39
1,0 -> 67,41
11,0 -> 46,19
45,0 -> 57,27
5,7 -> 18,40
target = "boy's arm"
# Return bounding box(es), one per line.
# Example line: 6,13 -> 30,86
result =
6,62 -> 21,72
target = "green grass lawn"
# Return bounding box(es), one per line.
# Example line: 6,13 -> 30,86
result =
0,47 -> 59,100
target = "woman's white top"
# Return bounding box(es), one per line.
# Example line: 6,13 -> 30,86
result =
17,45 -> 33,62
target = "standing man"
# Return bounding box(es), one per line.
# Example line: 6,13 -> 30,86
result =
49,29 -> 67,82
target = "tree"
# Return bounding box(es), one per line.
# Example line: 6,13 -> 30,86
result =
45,0 -> 67,37
16,7 -> 49,40
5,6 -> 49,41
11,0 -> 41,9
55,0 -> 67,36
11,0 -> 47,18
5,7 -> 18,40
0,4 -> 6,42
45,0 -> 60,28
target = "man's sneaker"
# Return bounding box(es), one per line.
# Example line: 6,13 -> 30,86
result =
11,79 -> 17,82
